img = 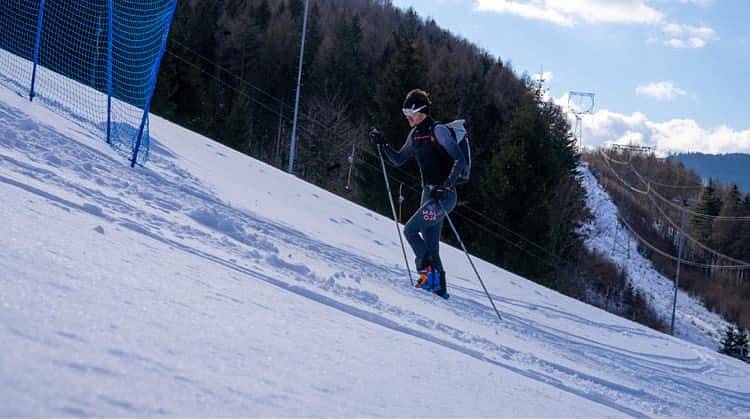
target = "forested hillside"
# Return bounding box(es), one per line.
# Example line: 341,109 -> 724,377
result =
152,0 -> 571,277
150,0 -> 661,329
587,150 -> 750,330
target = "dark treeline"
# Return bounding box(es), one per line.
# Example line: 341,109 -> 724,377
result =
587,151 -> 750,329
150,0 -> 654,326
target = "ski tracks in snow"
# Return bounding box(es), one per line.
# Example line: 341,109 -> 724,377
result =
1,100 -> 749,417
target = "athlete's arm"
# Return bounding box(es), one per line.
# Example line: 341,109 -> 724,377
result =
434,124 -> 467,187
383,130 -> 415,167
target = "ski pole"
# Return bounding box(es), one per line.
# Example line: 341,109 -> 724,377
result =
345,143 -> 355,191
377,145 -> 414,286
398,183 -> 404,223
437,200 -> 502,321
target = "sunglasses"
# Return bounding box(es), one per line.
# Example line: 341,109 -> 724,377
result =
402,105 -> 426,117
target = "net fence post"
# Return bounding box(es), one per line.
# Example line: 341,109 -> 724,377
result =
29,0 -> 47,101
106,0 -> 113,145
130,0 -> 177,168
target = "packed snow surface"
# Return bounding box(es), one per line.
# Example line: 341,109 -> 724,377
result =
1,85 -> 749,416
579,162 -> 730,348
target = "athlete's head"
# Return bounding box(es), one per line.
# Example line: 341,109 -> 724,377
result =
402,89 -> 430,127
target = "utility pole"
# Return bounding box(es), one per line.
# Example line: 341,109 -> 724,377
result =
671,204 -> 686,336
287,0 -> 309,174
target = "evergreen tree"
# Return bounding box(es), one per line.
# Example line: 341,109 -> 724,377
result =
372,9 -> 427,144
735,328 -> 749,360
711,184 -> 744,258
480,96 -> 544,274
300,2 -> 323,95
622,283 -> 637,321
358,9 -> 427,216
254,0 -> 272,31
741,195 -> 750,260
288,0 -> 304,18
690,179 -> 722,246
324,14 -> 367,106
220,88 -> 254,153
151,0 -> 193,121
720,326 -> 738,356
477,94 -> 578,281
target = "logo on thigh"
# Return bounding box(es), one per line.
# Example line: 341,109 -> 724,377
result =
422,208 -> 438,221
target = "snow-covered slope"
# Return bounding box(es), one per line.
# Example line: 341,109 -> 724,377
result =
1,84 -> 749,417
579,162 -> 729,349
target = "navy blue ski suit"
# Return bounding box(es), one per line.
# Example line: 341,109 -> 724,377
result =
382,117 -> 467,293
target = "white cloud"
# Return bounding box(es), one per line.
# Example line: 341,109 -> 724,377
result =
473,0 -> 663,26
474,0 -> 573,26
635,81 -> 687,100
473,1 -> 718,50
571,108 -> 750,155
661,23 -> 717,48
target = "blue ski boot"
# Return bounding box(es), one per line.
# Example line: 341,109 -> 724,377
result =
433,270 -> 449,299
416,267 -> 441,293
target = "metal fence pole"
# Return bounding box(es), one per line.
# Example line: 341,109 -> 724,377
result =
29,0 -> 47,101
131,0 -> 177,167
106,0 -> 113,145
287,0 -> 309,174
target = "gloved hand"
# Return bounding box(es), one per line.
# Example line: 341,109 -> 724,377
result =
429,185 -> 452,201
369,128 -> 386,147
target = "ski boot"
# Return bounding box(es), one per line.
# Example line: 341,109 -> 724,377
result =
433,270 -> 449,300
416,266 -> 441,292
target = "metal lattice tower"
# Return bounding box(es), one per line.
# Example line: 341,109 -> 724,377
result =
567,91 -> 595,151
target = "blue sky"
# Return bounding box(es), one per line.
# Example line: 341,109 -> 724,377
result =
392,0 -> 750,154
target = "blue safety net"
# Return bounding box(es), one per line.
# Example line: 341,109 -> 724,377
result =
0,0 -> 176,165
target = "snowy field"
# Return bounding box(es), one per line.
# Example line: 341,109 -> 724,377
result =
1,81 -> 749,416
579,163 -> 730,348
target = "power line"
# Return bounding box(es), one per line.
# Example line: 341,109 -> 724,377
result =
596,150 -> 750,269
617,213 -> 750,271
354,153 -> 561,268
646,191 -> 750,267
645,179 -> 703,190
599,150 -> 649,195
622,154 -> 750,222
166,43 -> 569,269
172,38 -> 427,184
604,149 -> 702,190
171,39 -> 291,110
650,184 -> 750,222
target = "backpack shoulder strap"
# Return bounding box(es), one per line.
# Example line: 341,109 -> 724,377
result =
430,121 -> 448,141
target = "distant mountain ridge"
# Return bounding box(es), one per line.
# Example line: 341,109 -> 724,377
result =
671,152 -> 750,192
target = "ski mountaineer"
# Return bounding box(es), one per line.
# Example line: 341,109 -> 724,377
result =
369,89 -> 467,299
